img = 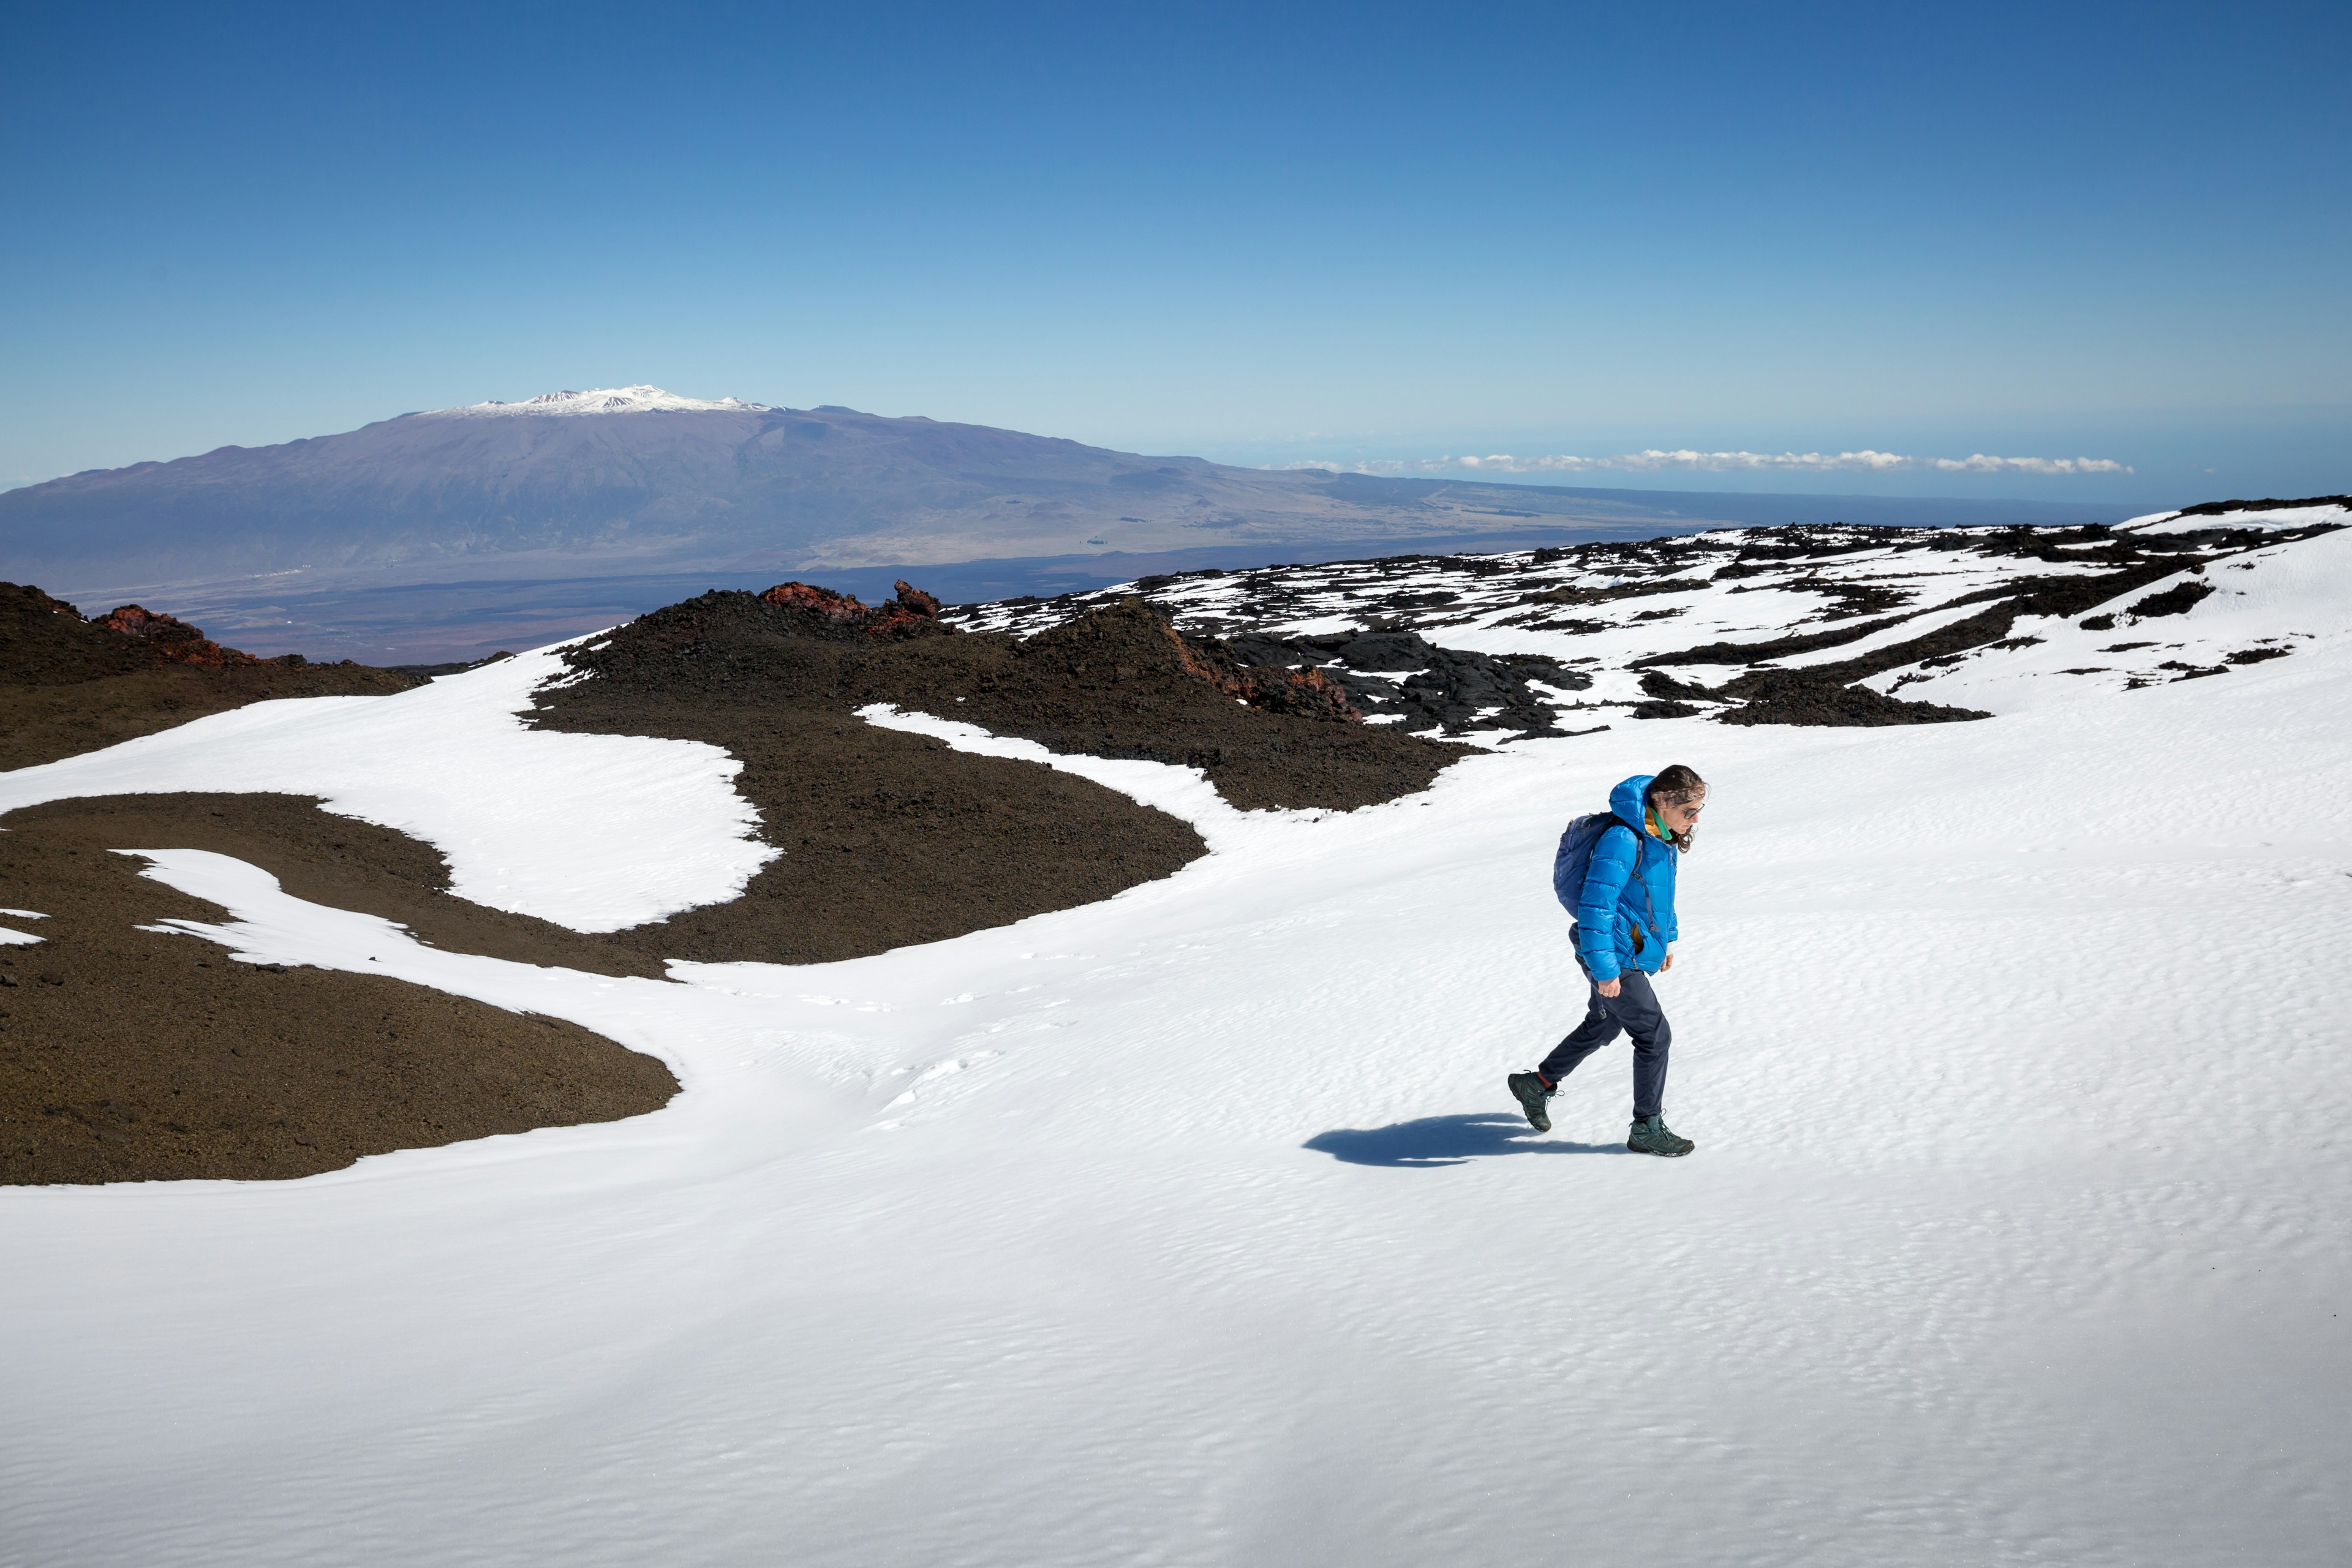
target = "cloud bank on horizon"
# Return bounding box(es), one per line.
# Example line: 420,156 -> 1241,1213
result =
1278,450 -> 2133,478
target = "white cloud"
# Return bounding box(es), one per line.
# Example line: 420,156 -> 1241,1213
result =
1927,454 -> 2132,475
1276,450 -> 2133,477
1609,449 -> 1917,473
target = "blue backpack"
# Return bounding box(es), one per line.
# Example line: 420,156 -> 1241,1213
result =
1551,812 -> 1637,911
1551,812 -> 1664,948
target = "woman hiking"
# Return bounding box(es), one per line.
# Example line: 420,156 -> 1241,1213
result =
1509,765 -> 1706,1156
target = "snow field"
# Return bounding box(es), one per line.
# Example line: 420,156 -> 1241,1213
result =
967,527 -> 2116,672
0,643 -> 774,931
2118,502 -> 2351,535
1876,523 -> 2352,712
1420,544 -> 2080,674
3,605 -> 2351,1564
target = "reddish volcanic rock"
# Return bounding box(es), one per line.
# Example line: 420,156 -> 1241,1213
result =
870,579 -> 944,638
99,604 -> 211,646
757,581 -> 869,622
94,605 -> 266,667
756,579 -> 949,641
1250,662 -> 1362,722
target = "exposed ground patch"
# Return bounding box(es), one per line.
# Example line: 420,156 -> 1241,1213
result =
2,594 -> 673,1185
0,794 -> 666,978
536,587 -> 1469,815
0,806 -> 676,1186
1223,628 -> 1589,736
520,590 -> 1257,964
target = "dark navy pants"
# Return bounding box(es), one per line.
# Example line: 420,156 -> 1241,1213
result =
1537,962 -> 1671,1120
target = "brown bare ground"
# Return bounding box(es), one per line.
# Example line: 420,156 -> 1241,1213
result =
0,804 -> 677,1186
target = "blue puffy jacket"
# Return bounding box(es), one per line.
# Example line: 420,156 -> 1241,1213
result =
1572,774 -> 1681,981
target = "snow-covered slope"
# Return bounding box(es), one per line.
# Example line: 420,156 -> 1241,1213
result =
1875,525 -> 2352,712
4,521 -> 2351,1566
424,385 -> 775,417
955,513 -> 2352,726
2116,496 -> 2351,534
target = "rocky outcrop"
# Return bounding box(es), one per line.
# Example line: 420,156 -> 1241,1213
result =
1222,627 -> 1588,736
92,604 -> 277,667
546,582 -> 1463,814
756,579 -> 950,641
1158,619 -> 1363,723
24,585 -> 83,620
3,583 -> 418,770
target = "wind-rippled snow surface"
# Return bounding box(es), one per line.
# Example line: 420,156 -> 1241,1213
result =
4,520 -> 2351,1567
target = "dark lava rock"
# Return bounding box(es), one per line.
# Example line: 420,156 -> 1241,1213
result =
0,804 -> 675,1186
1,581 -> 424,771
387,650 -> 517,678
2169,493 -> 2350,519
1632,614 -> 1911,670
524,585 -> 1471,965
549,586 -> 1468,813
1223,627 -> 1590,736
910,599 -> 1466,807
1716,671 -> 1989,726
2125,579 -> 2216,619
1638,671 -> 1717,703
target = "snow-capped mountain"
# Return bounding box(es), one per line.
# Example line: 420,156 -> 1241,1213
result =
0,391 -> 2130,605
0,392 -> 1703,597
425,385 -> 775,418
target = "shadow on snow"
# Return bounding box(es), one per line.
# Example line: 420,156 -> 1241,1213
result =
1303,1114 -> 1624,1167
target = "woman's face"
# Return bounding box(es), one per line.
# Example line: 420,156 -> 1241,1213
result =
1656,794 -> 1705,833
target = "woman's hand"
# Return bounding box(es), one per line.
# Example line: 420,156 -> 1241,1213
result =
1660,950 -> 1676,973
1596,976 -> 1623,998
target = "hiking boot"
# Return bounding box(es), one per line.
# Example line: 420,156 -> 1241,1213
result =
1507,1072 -> 1555,1133
1627,1114 -> 1694,1157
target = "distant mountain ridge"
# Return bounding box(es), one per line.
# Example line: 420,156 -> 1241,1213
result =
0,386 -> 2135,600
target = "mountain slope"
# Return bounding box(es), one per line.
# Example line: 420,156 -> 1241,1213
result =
0,388 -> 2135,601
0,388 -> 1701,590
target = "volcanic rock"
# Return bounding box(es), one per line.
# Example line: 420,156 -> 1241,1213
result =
92,603 -> 270,667
756,579 -> 951,641
2,581 -> 423,770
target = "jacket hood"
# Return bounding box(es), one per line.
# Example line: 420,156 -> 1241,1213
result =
1610,774 -> 1654,831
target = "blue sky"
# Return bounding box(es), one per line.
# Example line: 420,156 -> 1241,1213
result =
3,1 -> 2345,505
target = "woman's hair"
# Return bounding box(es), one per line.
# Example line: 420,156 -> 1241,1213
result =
1646,763 -> 1708,851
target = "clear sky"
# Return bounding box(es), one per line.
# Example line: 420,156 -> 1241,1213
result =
4,1 -> 2345,506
